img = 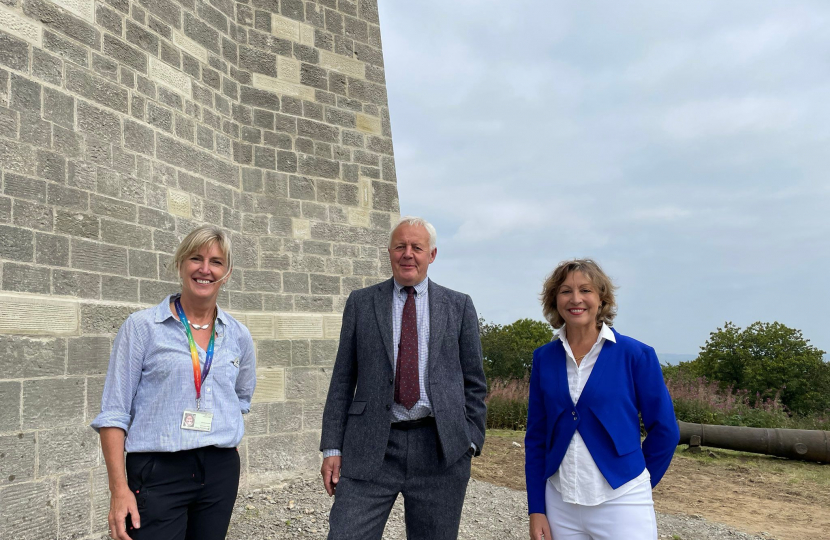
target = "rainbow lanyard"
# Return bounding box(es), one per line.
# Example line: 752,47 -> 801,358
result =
174,298 -> 216,409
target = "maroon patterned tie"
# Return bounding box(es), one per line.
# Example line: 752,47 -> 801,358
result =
395,286 -> 419,410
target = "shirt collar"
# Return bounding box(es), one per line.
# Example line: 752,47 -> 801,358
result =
154,294 -> 228,326
393,277 -> 429,297
557,322 -> 616,346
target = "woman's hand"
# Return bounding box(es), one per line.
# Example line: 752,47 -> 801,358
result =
529,512 -> 552,540
108,485 -> 139,540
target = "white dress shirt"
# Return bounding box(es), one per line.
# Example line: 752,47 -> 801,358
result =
549,323 -> 650,505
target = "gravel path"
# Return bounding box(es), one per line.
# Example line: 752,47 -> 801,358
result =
227,477 -> 773,540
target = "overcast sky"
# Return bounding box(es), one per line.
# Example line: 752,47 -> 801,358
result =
376,1 -> 830,357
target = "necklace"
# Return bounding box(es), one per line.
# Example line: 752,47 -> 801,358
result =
574,353 -> 588,362
182,305 -> 216,331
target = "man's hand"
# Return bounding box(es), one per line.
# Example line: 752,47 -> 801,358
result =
108,485 -> 140,540
321,455 -> 342,497
529,512 -> 552,540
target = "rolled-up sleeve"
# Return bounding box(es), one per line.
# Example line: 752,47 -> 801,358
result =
90,316 -> 142,433
235,327 -> 257,414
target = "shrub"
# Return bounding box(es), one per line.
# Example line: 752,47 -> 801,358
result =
480,318 -> 552,380
664,366 -> 827,430
485,377 -> 530,430
682,321 -> 830,415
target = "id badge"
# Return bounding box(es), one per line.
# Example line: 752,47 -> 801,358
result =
181,410 -> 213,432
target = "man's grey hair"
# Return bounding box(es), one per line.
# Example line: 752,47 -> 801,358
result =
389,216 -> 437,251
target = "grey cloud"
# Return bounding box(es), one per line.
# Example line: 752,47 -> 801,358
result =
378,0 -> 830,354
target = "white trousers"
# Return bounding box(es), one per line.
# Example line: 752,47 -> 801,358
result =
544,479 -> 658,540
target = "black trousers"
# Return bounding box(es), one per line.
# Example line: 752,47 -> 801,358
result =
328,419 -> 472,540
125,446 -> 240,540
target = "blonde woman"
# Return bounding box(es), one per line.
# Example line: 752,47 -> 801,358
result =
92,226 -> 256,540
525,259 -> 678,540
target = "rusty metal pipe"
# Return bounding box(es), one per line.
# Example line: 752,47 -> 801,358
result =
678,421 -> 830,463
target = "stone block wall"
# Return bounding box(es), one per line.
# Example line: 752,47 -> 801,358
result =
0,0 -> 399,537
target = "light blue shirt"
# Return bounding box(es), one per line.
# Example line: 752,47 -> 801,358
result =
91,295 -> 256,452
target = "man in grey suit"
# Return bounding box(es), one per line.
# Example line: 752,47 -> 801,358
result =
320,216 -> 487,540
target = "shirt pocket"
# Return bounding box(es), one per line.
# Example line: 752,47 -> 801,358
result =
214,337 -> 242,385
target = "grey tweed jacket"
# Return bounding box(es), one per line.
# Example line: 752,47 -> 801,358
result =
320,277 -> 487,480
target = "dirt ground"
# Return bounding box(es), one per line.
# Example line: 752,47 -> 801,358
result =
473,430 -> 830,540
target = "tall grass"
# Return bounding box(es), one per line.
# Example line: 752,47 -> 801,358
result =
665,369 -> 830,430
484,372 -> 830,431
486,377 -> 529,430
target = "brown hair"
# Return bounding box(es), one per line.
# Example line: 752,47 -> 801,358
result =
540,259 -> 617,329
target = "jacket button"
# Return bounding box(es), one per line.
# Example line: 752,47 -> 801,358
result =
385,404 -> 391,410
389,378 -> 393,384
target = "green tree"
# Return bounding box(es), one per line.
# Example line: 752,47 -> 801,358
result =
683,321 -> 830,414
479,318 -> 553,380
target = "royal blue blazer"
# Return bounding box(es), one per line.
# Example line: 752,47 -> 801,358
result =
524,328 -> 679,514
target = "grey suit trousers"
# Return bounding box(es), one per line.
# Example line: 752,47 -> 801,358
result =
327,420 -> 472,540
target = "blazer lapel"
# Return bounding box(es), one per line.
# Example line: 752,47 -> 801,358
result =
575,331 -> 616,406
373,278 -> 395,366
427,279 -> 447,380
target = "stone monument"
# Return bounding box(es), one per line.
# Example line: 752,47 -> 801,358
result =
0,0 -> 399,537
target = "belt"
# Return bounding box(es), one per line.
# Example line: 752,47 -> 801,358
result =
390,416 -> 435,430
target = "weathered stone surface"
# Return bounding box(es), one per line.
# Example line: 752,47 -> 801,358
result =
0,381 -> 21,432
67,336 -> 110,375
0,4 -> 43,47
80,304 -> 136,334
268,400 -> 302,433
0,479 -> 58,540
310,338 -> 337,366
252,367 -> 285,402
24,0 -> 99,48
149,56 -> 192,95
0,432 -> 36,485
58,470 -> 92,539
22,377 -> 85,430
371,180 -> 399,212
35,232 -> 70,267
86,376 -> 105,420
257,339 -> 291,368
38,426 -> 99,476
244,402 -> 268,436
66,64 -> 128,113
2,263 -> 51,294
0,0 -> 397,526
0,335 -> 66,378
103,34 -> 148,73
0,294 -> 79,336
71,238 -> 128,274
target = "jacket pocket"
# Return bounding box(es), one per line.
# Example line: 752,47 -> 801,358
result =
588,403 -> 641,456
348,401 -> 366,415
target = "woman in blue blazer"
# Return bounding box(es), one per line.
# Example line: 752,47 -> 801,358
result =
525,259 -> 679,540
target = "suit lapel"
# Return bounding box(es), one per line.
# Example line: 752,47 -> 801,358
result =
427,279 -> 447,380
373,278 -> 395,366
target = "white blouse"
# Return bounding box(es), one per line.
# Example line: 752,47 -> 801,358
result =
549,323 -> 650,505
